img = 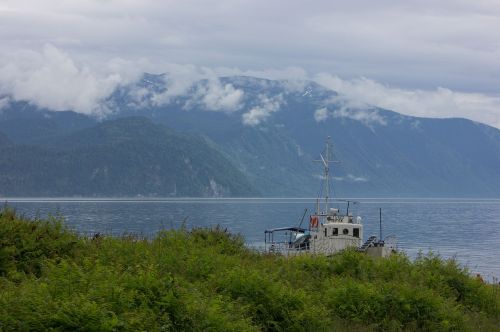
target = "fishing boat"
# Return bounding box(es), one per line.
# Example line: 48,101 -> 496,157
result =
264,137 -> 396,257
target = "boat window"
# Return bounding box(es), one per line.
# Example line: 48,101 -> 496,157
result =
332,228 -> 338,236
353,228 -> 359,238
343,228 -> 349,235
324,228 -> 327,237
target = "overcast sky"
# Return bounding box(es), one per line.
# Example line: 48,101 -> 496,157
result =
1,0 -> 500,127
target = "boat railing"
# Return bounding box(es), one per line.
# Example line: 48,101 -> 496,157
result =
265,240 -> 310,255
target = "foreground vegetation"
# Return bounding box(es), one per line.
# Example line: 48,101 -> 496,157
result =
0,208 -> 499,331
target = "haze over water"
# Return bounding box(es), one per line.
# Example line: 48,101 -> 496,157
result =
4,197 -> 500,282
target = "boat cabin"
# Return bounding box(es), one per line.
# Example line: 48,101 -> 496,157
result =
264,204 -> 364,255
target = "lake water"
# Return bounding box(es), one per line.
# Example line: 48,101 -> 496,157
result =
3,198 -> 500,282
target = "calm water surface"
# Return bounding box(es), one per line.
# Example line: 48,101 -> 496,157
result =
4,198 -> 500,281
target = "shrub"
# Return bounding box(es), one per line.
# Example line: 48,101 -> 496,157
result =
0,207 -> 79,277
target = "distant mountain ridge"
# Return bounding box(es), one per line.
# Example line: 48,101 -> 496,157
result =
0,117 -> 257,197
1,74 -> 500,197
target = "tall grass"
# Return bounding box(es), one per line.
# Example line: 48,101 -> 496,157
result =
1,207 -> 499,331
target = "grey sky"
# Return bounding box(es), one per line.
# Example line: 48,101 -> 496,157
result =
1,0 -> 500,127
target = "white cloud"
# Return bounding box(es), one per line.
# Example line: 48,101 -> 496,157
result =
0,45 -> 142,115
242,94 -> 284,126
314,104 -> 386,127
314,107 -> 329,122
242,108 -> 268,126
0,97 -> 10,110
0,46 -> 245,114
127,87 -> 151,109
315,74 -> 500,129
347,174 -> 368,182
135,67 -> 246,112
331,108 -> 387,127
149,64 -> 209,106
189,78 -> 244,112
332,174 -> 368,182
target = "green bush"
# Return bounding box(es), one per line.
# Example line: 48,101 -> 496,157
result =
0,207 -> 79,277
324,279 -> 464,331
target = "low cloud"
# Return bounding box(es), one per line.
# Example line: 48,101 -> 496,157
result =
0,45 -> 143,115
314,107 -> 329,122
242,94 -> 284,126
185,78 -> 244,112
347,174 -> 368,182
0,46 -> 245,115
0,97 -> 10,110
315,73 -> 500,129
1,44 -> 500,130
214,66 -> 310,93
120,66 -> 245,113
148,65 -> 212,106
314,105 -> 386,127
333,174 -> 368,182
331,108 -> 387,127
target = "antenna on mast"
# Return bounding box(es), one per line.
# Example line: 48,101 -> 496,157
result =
314,136 -> 339,213
379,208 -> 383,241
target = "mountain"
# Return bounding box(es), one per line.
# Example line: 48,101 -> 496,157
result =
0,117 -> 257,197
0,131 -> 11,146
0,101 -> 97,145
101,74 -> 500,197
2,74 -> 500,197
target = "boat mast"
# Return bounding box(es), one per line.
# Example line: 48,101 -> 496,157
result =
325,138 -> 330,211
315,136 -> 338,214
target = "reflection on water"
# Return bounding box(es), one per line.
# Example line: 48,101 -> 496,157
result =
3,198 -> 500,281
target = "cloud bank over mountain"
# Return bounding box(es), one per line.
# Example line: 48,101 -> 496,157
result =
2,1 -> 500,126
0,45 -> 142,114
315,74 -> 500,129
1,44 -> 499,128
